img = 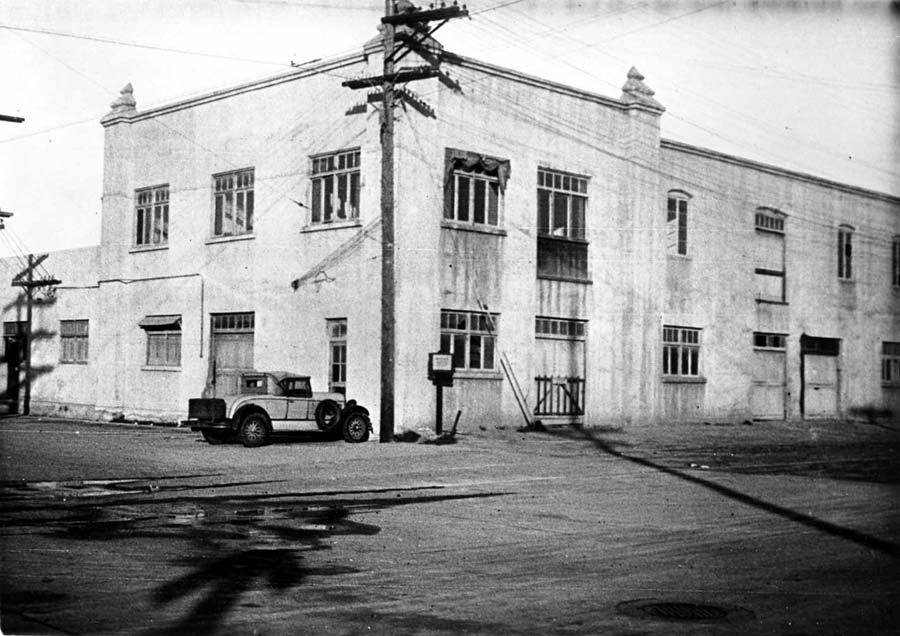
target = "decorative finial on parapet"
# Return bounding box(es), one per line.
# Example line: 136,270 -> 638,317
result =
101,83 -> 137,124
620,67 -> 664,111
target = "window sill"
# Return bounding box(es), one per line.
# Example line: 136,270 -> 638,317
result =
452,370 -> 503,381
838,278 -> 855,284
537,274 -> 593,285
662,376 -> 707,384
882,383 -> 900,389
206,233 -> 255,245
142,365 -> 181,373
441,220 -> 507,237
60,361 -> 89,366
129,244 -> 169,254
756,299 -> 789,306
667,253 -> 691,260
301,219 -> 362,233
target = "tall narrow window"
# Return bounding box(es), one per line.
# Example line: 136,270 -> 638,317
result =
327,318 -> 347,394
60,320 -> 89,364
135,185 -> 169,247
666,191 -> 690,256
439,310 -> 498,371
311,149 -> 360,224
838,225 -> 853,280
537,167 -> 589,280
213,168 -> 254,237
754,207 -> 786,303
892,236 -> 900,287
662,325 -> 701,378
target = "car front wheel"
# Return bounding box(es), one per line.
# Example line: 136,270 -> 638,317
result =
342,412 -> 370,443
239,412 -> 270,448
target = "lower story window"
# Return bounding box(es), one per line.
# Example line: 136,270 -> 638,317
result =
883,342 -> 900,386
663,325 -> 701,377
139,315 -> 182,367
440,309 -> 498,371
327,318 -> 347,394
60,319 -> 89,364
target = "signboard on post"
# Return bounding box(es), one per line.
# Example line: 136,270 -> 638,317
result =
428,352 -> 455,434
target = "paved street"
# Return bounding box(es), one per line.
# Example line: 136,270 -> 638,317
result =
1,416 -> 898,635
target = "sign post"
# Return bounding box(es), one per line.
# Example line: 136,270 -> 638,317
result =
427,352 -> 454,435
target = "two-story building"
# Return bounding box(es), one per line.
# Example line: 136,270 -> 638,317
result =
2,36 -> 898,432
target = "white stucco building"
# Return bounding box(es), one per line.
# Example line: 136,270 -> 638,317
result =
2,36 -> 899,433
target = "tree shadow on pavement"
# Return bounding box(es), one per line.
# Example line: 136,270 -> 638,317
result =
546,423 -> 900,558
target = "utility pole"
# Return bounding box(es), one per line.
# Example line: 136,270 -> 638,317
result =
11,254 -> 61,415
380,0 -> 397,443
343,1 -> 468,442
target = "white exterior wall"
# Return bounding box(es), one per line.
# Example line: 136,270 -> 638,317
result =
660,142 -> 900,421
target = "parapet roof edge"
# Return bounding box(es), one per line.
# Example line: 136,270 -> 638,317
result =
102,51 -> 366,126
661,138 -> 900,205
443,51 -> 662,114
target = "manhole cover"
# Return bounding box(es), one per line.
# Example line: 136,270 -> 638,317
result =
617,599 -> 754,623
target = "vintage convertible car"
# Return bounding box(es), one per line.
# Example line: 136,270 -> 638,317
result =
185,371 -> 371,447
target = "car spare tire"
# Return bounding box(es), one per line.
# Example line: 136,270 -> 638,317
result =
315,400 -> 341,434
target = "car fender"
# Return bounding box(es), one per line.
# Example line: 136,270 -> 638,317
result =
231,401 -> 272,431
339,400 -> 371,429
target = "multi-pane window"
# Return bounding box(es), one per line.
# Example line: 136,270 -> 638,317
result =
537,168 -> 589,280
327,318 -> 347,394
838,225 -> 853,280
140,315 -> 182,367
892,237 -> 900,287
883,342 -> 900,386
60,320 -> 89,364
211,313 -> 254,332
446,159 -> 502,227
213,168 -> 254,237
666,191 -> 690,256
440,310 -> 498,371
662,326 -> 700,377
135,185 -> 169,247
754,208 -> 786,303
311,149 -> 360,224
535,317 -> 586,339
754,332 -> 786,350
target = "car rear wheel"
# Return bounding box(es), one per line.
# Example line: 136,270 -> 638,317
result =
315,400 -> 341,435
239,412 -> 270,448
201,429 -> 234,445
342,412 -> 370,443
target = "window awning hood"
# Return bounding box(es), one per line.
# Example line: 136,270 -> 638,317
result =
138,315 -> 181,330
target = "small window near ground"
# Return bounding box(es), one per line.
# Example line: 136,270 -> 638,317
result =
883,342 -> 900,386
60,319 -> 89,364
662,325 -> 700,377
139,315 -> 181,367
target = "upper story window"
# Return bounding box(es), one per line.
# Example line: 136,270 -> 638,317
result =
892,236 -> 900,287
135,185 -> 169,247
213,168 -> 254,237
666,190 -> 690,256
440,309 -> 498,371
444,148 -> 509,228
754,332 -> 786,350
662,325 -> 700,378
837,224 -> 853,280
311,149 -> 360,224
535,317 -> 586,340
754,207 -> 786,303
537,167 -> 589,281
60,319 -> 89,364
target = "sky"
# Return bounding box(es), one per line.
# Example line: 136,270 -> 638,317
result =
0,0 -> 898,260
